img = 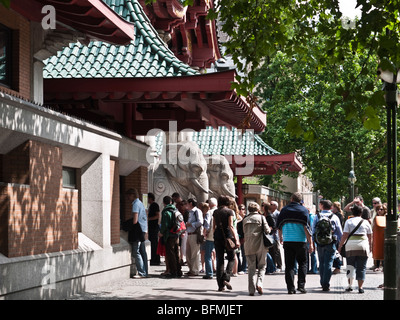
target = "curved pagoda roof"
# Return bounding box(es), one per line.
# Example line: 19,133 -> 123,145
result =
44,0 -> 199,78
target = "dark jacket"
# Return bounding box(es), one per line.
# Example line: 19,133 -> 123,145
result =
160,204 -> 177,240
276,202 -> 310,231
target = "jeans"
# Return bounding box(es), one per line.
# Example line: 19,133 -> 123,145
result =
308,250 -> 318,274
266,252 -> 276,274
241,244 -> 247,272
204,240 -> 215,277
346,256 -> 368,281
131,239 -> 148,277
283,242 -> 307,291
317,242 -> 336,289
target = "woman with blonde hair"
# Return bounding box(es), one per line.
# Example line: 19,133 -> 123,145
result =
243,202 -> 271,296
332,202 -> 345,227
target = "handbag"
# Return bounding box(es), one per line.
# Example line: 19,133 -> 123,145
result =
340,219 -> 364,257
262,217 -> 275,248
218,221 -> 237,251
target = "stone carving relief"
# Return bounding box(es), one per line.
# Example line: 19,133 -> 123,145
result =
205,155 -> 236,199
149,141 -> 236,205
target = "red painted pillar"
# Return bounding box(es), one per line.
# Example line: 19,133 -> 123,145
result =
237,175 -> 243,205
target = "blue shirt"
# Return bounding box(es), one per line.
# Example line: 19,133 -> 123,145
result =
186,206 -> 203,233
132,198 -> 147,233
282,223 -> 307,242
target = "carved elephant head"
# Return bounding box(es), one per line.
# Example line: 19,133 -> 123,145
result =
150,141 -> 209,205
205,155 -> 236,199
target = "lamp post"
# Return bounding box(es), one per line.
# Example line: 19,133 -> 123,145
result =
242,183 -> 249,195
378,67 -> 399,300
348,151 -> 357,201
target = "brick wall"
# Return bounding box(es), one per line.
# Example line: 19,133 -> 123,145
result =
120,166 -> 148,222
0,5 -> 31,100
0,140 -> 79,257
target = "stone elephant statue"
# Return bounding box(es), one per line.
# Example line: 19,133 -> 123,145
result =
149,141 -> 210,206
205,155 -> 236,199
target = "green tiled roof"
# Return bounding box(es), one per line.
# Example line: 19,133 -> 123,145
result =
154,126 -> 279,156
43,0 -> 199,78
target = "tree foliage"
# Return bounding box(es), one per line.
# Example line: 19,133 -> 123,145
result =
255,41 -> 387,202
212,0 -> 400,134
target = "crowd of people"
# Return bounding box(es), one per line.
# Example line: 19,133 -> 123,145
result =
125,188 -> 385,296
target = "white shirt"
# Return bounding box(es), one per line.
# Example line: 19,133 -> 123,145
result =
344,216 -> 372,235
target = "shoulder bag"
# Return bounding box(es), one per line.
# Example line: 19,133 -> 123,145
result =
262,216 -> 275,248
340,219 -> 364,257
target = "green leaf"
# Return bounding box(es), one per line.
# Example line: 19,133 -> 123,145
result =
285,118 -> 304,137
363,116 -> 381,130
0,0 -> 10,8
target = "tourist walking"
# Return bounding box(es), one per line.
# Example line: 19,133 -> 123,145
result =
312,199 -> 343,291
243,202 -> 271,296
269,201 -> 282,271
338,204 -> 373,293
277,192 -> 314,294
203,198 -> 217,279
213,195 -> 239,291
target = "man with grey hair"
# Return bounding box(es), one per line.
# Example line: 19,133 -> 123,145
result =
268,200 -> 282,271
243,201 -> 271,295
370,197 -> 382,223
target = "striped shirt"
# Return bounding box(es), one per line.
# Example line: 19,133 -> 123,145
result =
282,222 -> 306,242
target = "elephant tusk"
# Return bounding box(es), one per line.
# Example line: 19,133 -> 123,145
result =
190,178 -> 209,194
222,183 -> 236,198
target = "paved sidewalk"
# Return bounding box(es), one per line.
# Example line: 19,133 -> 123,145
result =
69,262 -> 384,300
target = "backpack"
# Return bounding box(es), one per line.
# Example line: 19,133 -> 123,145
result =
313,213 -> 334,245
170,209 -> 186,236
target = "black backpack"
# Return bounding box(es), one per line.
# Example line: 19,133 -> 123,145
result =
169,209 -> 186,236
314,213 -> 334,245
